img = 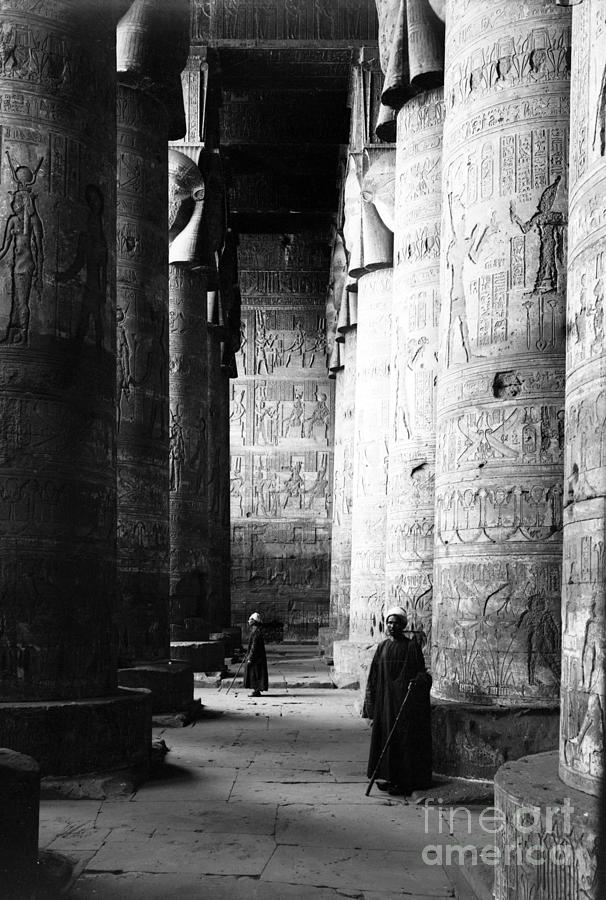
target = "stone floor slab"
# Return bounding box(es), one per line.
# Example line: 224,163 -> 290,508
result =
261,845 -> 455,894
95,800 -> 277,837
229,780 -> 386,805
275,803 -> 456,852
89,834 -> 276,876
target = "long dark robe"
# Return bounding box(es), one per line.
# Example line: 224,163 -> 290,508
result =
363,636 -> 432,790
243,627 -> 268,692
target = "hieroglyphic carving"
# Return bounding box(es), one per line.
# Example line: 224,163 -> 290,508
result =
168,151 -> 209,629
230,232 -> 333,633
0,2 -> 119,701
559,0 -> 606,798
386,87 -> 443,657
115,81 -> 170,663
347,269 -> 392,643
433,0 -> 570,705
191,0 -> 378,42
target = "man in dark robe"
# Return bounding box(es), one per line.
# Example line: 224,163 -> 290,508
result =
363,606 -> 432,796
244,612 -> 268,698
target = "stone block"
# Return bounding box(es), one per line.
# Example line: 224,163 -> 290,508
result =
332,640 -> 377,693
118,661 -> 193,714
170,640 -> 226,672
185,617 -> 209,638
0,748 -> 40,900
494,752 -> 598,900
0,688 -> 151,778
432,700 -> 559,779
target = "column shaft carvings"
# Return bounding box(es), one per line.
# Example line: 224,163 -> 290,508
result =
386,87 -> 444,651
433,0 -> 571,706
0,2 -> 121,700
328,327 -> 357,646
168,151 -> 209,635
560,0 -> 606,797
349,269 -> 393,641
116,85 -> 170,663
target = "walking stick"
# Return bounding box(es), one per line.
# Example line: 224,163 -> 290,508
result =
222,656 -> 246,694
365,680 -> 414,797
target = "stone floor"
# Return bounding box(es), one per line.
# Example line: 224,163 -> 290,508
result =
39,647 -> 495,899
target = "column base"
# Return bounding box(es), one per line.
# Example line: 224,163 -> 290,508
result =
0,749 -> 39,900
332,639 -> 377,691
494,751 -> 598,900
318,626 -> 347,663
432,699 -> 559,779
170,639 -> 227,673
0,687 -> 151,778
118,660 -> 193,714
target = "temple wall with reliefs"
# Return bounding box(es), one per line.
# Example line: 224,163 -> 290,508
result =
230,232 -> 334,639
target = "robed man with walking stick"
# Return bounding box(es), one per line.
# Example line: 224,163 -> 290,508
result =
363,607 -> 432,796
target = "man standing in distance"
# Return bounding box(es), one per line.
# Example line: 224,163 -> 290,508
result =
244,612 -> 268,698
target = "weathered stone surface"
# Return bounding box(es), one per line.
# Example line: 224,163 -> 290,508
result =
386,87 -> 444,655
117,661 -> 192,714
189,0 -> 379,44
494,752 -> 598,900
116,82 -> 170,665
375,0 -> 445,111
230,233 -> 333,638
325,319 -> 357,657
433,0 -> 571,706
168,151 -> 209,639
170,640 -> 225,673
0,0 -> 125,702
0,748 -> 40,900
348,269 -> 393,643
0,689 -> 151,777
432,700 -> 559,779
559,0 -> 606,799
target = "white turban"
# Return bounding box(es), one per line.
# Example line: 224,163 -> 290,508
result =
385,606 -> 407,623
248,612 -> 262,624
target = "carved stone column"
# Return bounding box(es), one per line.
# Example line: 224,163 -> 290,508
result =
558,0 -> 606,801
0,0 -> 150,777
385,87 -> 444,656
431,0 -> 571,776
333,269 -> 392,688
167,150 -> 214,672
320,237 -> 355,661
494,4 -> 602,896
113,0 -> 193,711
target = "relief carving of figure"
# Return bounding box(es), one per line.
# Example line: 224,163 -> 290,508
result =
230,388 -> 246,441
306,456 -> 329,510
282,460 -> 304,509
56,184 -> 107,350
169,410 -> 185,493
565,693 -> 605,779
256,398 -> 278,446
510,177 -> 566,295
445,191 -> 496,366
284,391 -> 305,438
305,392 -> 330,440
516,593 -> 561,686
0,154 -> 44,345
116,306 -> 133,430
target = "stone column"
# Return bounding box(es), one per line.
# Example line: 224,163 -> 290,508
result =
201,149 -> 230,638
559,0 -> 606,801
0,0 -> 150,777
386,87 -> 444,654
431,0 -> 570,775
113,0 -> 193,712
333,269 -> 392,687
320,237 -> 356,662
494,4 -> 602,896
167,150 -> 217,674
